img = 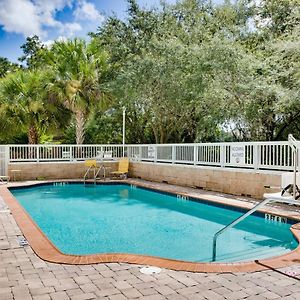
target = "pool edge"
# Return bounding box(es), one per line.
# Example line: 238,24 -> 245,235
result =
2,180 -> 300,273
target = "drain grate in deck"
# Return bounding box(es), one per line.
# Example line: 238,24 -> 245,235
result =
16,236 -> 29,247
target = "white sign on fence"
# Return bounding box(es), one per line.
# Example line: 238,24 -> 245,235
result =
148,146 -> 156,159
230,145 -> 245,165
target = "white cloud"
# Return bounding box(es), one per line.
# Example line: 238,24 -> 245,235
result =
57,35 -> 68,42
0,0 -> 99,39
0,0 -> 44,37
43,35 -> 67,48
74,0 -> 104,22
34,0 -> 72,27
61,22 -> 82,37
42,39 -> 54,48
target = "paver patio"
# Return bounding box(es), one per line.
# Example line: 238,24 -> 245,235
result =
1,182 -> 300,299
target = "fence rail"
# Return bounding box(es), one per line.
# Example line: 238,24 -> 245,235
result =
2,140 -> 299,172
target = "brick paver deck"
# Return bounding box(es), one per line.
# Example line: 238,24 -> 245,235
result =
1,181 -> 300,299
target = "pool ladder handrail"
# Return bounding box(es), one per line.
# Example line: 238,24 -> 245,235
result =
83,165 -> 104,184
288,134 -> 300,199
211,196 -> 299,262
212,135 -> 300,262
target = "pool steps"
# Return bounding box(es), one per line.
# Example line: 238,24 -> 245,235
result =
212,196 -> 300,261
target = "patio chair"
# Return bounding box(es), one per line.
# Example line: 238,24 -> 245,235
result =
110,158 -> 129,179
95,150 -> 104,161
0,175 -> 10,184
264,172 -> 300,201
104,150 -> 113,160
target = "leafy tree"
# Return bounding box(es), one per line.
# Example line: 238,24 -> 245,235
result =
114,38 -> 198,143
0,70 -> 67,144
253,0 -> 300,38
18,35 -> 45,68
95,0 -> 258,142
0,57 -> 19,78
45,39 -> 110,144
236,0 -> 300,140
1,0 -> 299,144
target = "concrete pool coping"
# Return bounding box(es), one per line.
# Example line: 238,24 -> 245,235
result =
1,179 -> 300,273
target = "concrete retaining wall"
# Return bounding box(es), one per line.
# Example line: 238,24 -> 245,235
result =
8,161 -> 281,199
129,162 -> 281,199
8,162 -> 118,181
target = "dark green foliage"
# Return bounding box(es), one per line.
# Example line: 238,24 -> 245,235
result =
1,0 -> 299,144
0,57 -> 19,78
95,0 -> 299,142
18,35 -> 46,68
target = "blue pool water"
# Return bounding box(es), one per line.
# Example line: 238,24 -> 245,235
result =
11,183 -> 298,262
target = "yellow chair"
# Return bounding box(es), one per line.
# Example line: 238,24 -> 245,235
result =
83,160 -> 98,181
110,158 -> 129,179
85,160 -> 97,168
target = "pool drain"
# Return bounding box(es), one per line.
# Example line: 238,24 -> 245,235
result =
17,236 -> 29,247
140,266 -> 161,275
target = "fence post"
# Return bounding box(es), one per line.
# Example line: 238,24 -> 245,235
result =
70,146 -> 73,162
220,145 -> 225,167
253,144 -> 259,170
172,145 -> 176,164
4,146 -> 9,176
154,145 -> 157,163
194,145 -> 198,165
36,145 -> 40,163
139,146 -> 142,161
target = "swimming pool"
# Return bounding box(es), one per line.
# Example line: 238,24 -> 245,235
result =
10,183 -> 298,263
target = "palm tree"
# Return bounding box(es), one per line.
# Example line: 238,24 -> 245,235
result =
46,38 -> 110,144
0,70 -> 66,144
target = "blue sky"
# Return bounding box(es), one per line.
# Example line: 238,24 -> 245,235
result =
0,0 -> 222,62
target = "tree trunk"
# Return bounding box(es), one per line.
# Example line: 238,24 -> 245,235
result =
159,125 -> 165,144
75,110 -> 86,144
151,123 -> 159,144
28,125 -> 39,144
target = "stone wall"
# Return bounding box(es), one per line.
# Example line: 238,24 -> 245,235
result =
8,161 -> 282,199
8,161 -> 118,181
129,162 -> 282,199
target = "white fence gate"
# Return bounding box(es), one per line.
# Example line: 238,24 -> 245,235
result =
0,146 -> 8,176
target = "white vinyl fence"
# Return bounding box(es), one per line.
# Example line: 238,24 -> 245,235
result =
127,142 -> 297,170
1,141 -> 299,174
0,146 -> 8,176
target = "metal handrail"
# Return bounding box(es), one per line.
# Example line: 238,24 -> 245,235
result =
212,135 -> 300,262
84,165 -> 99,183
94,165 -> 104,182
212,196 -> 299,262
83,166 -> 93,183
288,134 -> 299,200
84,164 -> 106,183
